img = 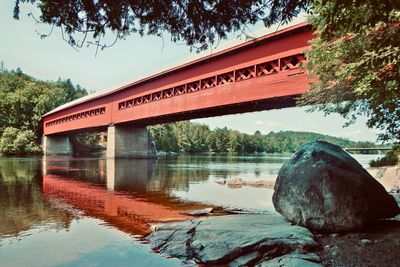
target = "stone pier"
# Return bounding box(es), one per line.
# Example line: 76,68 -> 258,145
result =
106,125 -> 154,159
43,135 -> 72,156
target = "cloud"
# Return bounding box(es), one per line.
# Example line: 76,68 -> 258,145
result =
340,130 -> 363,137
338,129 -> 379,142
264,121 -> 283,128
254,120 -> 264,125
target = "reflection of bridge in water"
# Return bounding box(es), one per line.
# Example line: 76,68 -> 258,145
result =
43,158 -> 211,236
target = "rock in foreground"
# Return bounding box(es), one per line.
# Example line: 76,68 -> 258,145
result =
273,141 -> 399,232
147,214 -> 321,266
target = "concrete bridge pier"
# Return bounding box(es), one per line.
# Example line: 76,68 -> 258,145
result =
43,135 -> 72,156
106,125 -> 155,159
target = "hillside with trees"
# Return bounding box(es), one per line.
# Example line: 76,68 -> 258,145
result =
0,68 -> 87,155
149,121 -> 378,154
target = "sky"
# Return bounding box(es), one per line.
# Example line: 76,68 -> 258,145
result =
0,2 -> 381,142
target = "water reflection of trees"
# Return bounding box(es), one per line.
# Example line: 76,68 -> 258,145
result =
45,157 -> 107,186
0,158 -> 74,237
158,155 -> 286,181
110,157 -> 210,193
132,157 -> 210,192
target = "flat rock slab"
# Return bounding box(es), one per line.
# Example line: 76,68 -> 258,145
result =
147,214 -> 322,266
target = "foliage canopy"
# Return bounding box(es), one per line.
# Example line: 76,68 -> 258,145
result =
0,69 -> 87,155
0,127 -> 41,155
369,148 -> 399,167
300,1 -> 400,144
13,0 -> 311,51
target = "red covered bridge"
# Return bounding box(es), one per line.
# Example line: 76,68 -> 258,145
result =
42,22 -> 313,158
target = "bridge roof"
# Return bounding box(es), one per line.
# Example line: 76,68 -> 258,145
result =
43,18 -> 310,118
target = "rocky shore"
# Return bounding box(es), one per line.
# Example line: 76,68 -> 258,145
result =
368,166 -> 400,192
147,195 -> 400,266
148,142 -> 400,266
316,209 -> 400,266
148,213 -> 322,266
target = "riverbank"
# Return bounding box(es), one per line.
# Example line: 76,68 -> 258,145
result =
148,165 -> 400,266
367,165 -> 400,192
316,194 -> 400,266
148,193 -> 400,266
314,165 -> 400,266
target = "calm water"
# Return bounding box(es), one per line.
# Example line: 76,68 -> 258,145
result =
0,154 -> 379,267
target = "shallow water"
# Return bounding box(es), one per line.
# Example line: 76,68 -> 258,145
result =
0,153 -> 379,266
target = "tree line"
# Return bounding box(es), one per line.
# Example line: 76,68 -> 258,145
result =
149,121 -> 378,154
0,68 -> 87,155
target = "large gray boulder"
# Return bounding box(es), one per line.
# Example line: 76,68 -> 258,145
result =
273,141 -> 400,232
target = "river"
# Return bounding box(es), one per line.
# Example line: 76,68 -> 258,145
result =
0,153 -> 380,267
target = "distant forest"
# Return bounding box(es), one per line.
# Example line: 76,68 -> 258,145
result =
149,121 -> 378,154
0,68 -> 87,155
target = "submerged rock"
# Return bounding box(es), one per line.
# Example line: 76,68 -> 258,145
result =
214,179 -> 226,185
147,214 -> 321,266
273,141 -> 400,232
226,177 -> 244,188
217,178 -> 275,189
186,208 -> 214,216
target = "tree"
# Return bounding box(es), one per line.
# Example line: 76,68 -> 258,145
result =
174,121 -> 192,152
299,1 -> 400,144
191,123 -> 211,152
212,127 -> 230,152
0,127 -> 41,155
13,0 -> 311,52
206,130 -> 218,152
253,130 -> 265,152
228,130 -> 244,153
57,78 -> 87,102
148,123 -> 179,152
0,69 -> 88,152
